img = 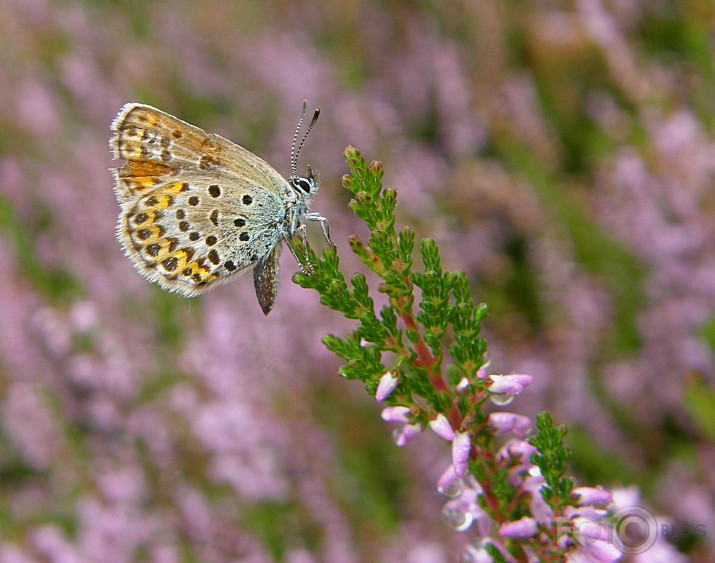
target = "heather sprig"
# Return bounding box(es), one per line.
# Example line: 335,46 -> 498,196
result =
292,149 -> 488,427
290,147 -> 621,561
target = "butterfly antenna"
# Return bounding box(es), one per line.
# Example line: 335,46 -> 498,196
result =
290,101 -> 308,176
293,105 -> 320,175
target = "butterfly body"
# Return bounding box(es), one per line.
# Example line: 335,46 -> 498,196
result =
110,103 -> 328,314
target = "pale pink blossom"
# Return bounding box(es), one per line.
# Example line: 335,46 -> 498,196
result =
488,412 -> 532,436
523,472 -> 553,525
571,516 -> 610,542
497,439 -> 538,464
429,414 -> 455,441
375,371 -> 399,401
476,361 -> 491,379
487,374 -> 534,395
573,486 -> 613,507
452,432 -> 472,476
456,377 -> 469,392
380,406 -> 411,423
394,423 -> 423,447
437,464 -> 461,491
568,537 -> 622,562
499,517 -> 538,538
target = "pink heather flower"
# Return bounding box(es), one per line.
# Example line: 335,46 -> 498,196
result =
452,432 -> 471,476
609,486 -> 640,510
523,472 -> 553,525
569,535 -> 622,562
497,439 -> 538,464
442,487 -> 483,532
488,412 -> 532,437
31,525 -> 79,562
606,488 -> 684,562
497,439 -> 539,486
573,486 -> 613,507
456,359 -> 491,391
380,406 -> 411,423
462,537 -> 515,563
394,423 -> 423,447
487,374 -> 534,395
437,464 -> 461,491
499,517 -> 538,539
429,414 -> 455,441
456,376 -> 469,392
375,371 -> 399,401
476,360 -> 491,379
563,505 -> 609,526
571,516 -> 609,542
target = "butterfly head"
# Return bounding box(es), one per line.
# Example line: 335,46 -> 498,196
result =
290,164 -> 319,206
289,101 -> 320,204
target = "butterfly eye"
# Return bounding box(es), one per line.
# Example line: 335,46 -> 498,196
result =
293,178 -> 312,193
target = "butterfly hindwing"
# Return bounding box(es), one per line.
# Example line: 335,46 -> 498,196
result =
117,175 -> 286,297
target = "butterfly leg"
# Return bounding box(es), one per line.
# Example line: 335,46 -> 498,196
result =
285,225 -> 314,274
304,212 -> 334,247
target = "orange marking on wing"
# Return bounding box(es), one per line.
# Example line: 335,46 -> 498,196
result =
165,181 -> 189,195
161,248 -> 191,272
119,160 -> 174,177
141,194 -> 174,211
182,259 -> 217,284
130,222 -> 165,245
140,237 -> 174,263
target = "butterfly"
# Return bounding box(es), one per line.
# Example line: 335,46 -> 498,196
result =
110,101 -> 331,314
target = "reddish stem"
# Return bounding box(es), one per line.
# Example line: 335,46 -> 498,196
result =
397,307 -> 462,429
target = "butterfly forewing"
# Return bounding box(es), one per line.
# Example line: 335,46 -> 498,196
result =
111,104 -> 291,299
111,104 -> 291,194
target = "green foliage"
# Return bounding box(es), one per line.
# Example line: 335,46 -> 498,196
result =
683,375 -> 715,443
291,143 -> 517,432
292,146 -> 590,557
292,147 -> 491,417
484,543 -> 508,563
0,193 -> 81,300
311,382 -> 409,535
240,501 -> 322,560
528,412 -> 575,510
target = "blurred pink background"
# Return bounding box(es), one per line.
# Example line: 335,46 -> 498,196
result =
0,0 -> 713,560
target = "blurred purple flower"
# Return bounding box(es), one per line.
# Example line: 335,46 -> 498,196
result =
499,517 -> 538,539
0,0 -> 701,559
381,406 -> 411,423
488,412 -> 532,437
573,486 -> 612,507
393,423 -> 423,448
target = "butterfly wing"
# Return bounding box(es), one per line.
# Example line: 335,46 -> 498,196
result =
111,104 -> 290,300
110,103 -> 291,202
116,178 -> 286,297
